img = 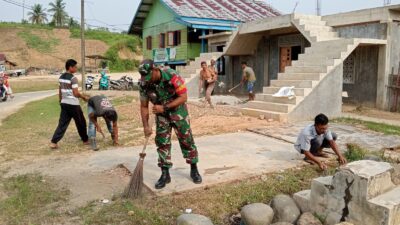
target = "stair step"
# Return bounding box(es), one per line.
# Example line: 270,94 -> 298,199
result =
292,59 -> 340,67
256,94 -> 301,104
299,52 -> 344,61
263,87 -> 309,96
241,108 -> 287,122
302,24 -> 333,32
270,80 -> 316,88
244,101 -> 293,113
293,14 -> 322,20
369,186 -> 400,211
278,73 -> 322,80
305,45 -> 349,54
285,66 -> 328,73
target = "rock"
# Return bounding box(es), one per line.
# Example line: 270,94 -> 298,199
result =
271,194 -> 301,224
241,203 -> 274,225
334,223 -> 354,225
177,214 -> 214,225
271,223 -> 293,225
363,155 -> 382,161
293,190 -> 311,213
296,212 -> 322,225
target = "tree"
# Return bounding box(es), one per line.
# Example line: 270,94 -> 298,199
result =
68,17 -> 80,28
28,4 -> 48,25
48,0 -> 68,27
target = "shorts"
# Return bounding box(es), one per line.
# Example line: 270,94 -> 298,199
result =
247,81 -> 255,93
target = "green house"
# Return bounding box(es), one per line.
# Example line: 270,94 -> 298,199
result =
128,0 -> 280,66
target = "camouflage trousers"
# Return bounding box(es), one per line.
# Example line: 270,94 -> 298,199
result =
155,113 -> 199,168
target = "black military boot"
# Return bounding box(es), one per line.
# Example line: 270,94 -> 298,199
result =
155,167 -> 171,189
190,164 -> 202,184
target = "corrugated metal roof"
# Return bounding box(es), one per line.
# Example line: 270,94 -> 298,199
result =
164,0 -> 280,22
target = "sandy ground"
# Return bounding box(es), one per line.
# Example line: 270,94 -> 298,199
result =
342,104 -> 400,126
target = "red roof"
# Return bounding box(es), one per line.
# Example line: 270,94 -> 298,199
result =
163,0 -> 280,22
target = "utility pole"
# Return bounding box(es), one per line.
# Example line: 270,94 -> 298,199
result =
316,0 -> 321,16
80,0 -> 86,92
22,0 -> 25,22
384,0 -> 391,6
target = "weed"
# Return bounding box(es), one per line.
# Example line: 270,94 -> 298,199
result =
333,117 -> 400,136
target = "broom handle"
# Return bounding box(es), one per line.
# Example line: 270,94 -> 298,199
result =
229,83 -> 241,92
141,136 -> 150,154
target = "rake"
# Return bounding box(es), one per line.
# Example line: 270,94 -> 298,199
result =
123,136 -> 150,199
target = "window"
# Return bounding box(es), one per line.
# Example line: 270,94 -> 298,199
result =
146,36 -> 152,50
167,32 -> 174,46
159,33 -> 166,48
167,31 -> 181,46
174,30 -> 181,46
343,53 -> 355,84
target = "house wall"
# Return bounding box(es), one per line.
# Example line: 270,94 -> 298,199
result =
142,0 -> 188,62
334,23 -> 387,40
343,46 -> 379,107
226,33 -> 309,94
386,21 -> 400,111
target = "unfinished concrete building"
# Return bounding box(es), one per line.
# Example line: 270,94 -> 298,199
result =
184,5 -> 400,122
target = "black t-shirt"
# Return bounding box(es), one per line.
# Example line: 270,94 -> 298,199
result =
88,95 -> 115,117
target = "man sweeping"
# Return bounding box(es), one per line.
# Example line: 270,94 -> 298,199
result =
241,62 -> 257,101
87,95 -> 119,151
294,114 -> 347,170
138,59 -> 202,189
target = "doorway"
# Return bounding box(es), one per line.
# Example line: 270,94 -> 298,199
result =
279,45 -> 302,73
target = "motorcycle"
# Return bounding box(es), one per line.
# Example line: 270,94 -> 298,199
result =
85,75 -> 95,90
109,76 -> 136,90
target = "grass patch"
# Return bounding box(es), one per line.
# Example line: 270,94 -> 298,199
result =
0,174 -> 69,225
333,117 -> 400,136
0,22 -> 53,30
0,94 -> 140,161
17,30 -> 60,53
70,28 -> 142,72
344,143 -> 386,162
76,167 -> 325,225
11,79 -> 58,93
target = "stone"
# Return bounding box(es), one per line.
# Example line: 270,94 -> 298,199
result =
177,214 -> 214,225
293,190 -> 311,213
271,194 -> 301,224
309,176 -> 333,217
271,223 -> 293,225
296,212 -> 322,225
334,223 -> 354,225
240,203 -> 274,225
363,154 -> 382,161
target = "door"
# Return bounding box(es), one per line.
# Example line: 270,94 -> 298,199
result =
280,47 -> 292,73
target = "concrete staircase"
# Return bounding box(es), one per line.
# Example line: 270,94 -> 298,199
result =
293,160 -> 400,225
241,14 -> 385,122
177,52 -> 223,98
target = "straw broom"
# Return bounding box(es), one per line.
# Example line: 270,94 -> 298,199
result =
123,136 -> 150,199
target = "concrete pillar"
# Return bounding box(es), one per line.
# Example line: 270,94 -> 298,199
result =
377,44 -> 390,110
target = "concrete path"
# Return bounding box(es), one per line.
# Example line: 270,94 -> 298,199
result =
0,90 -> 57,124
248,121 -> 400,152
4,132 -> 305,206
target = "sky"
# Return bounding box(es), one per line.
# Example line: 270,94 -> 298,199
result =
0,0 -> 400,32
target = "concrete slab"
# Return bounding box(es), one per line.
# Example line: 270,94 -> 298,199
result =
4,132 -> 304,204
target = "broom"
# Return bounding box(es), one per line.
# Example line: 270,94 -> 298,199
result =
123,136 -> 150,199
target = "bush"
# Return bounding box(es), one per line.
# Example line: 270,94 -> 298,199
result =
345,143 -> 367,162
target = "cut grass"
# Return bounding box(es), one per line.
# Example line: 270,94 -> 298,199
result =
17,30 -> 60,53
0,173 -> 69,225
76,166 -> 326,225
11,79 -> 58,93
333,117 -> 400,136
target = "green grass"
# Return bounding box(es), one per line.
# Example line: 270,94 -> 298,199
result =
0,174 -> 69,225
75,167 -> 326,225
70,28 -> 142,72
17,30 -> 60,53
111,95 -> 136,106
333,117 -> 400,136
344,143 -> 386,162
11,80 -> 58,93
0,22 -> 53,30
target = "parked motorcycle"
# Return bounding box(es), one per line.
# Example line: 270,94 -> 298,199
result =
86,75 -> 95,90
109,76 -> 136,90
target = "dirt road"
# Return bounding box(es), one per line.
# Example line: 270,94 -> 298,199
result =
0,90 -> 57,124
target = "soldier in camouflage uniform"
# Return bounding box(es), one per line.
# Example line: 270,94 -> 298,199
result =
138,59 -> 202,189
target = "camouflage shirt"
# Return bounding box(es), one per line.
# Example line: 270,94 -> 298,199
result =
139,68 -> 188,118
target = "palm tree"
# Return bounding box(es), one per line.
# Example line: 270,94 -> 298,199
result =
28,4 -> 48,25
48,0 -> 68,27
68,17 -> 80,28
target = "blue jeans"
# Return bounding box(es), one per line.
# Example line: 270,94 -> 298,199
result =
247,81 -> 255,94
88,106 -> 113,138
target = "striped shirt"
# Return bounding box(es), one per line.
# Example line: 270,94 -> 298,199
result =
59,73 -> 79,105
